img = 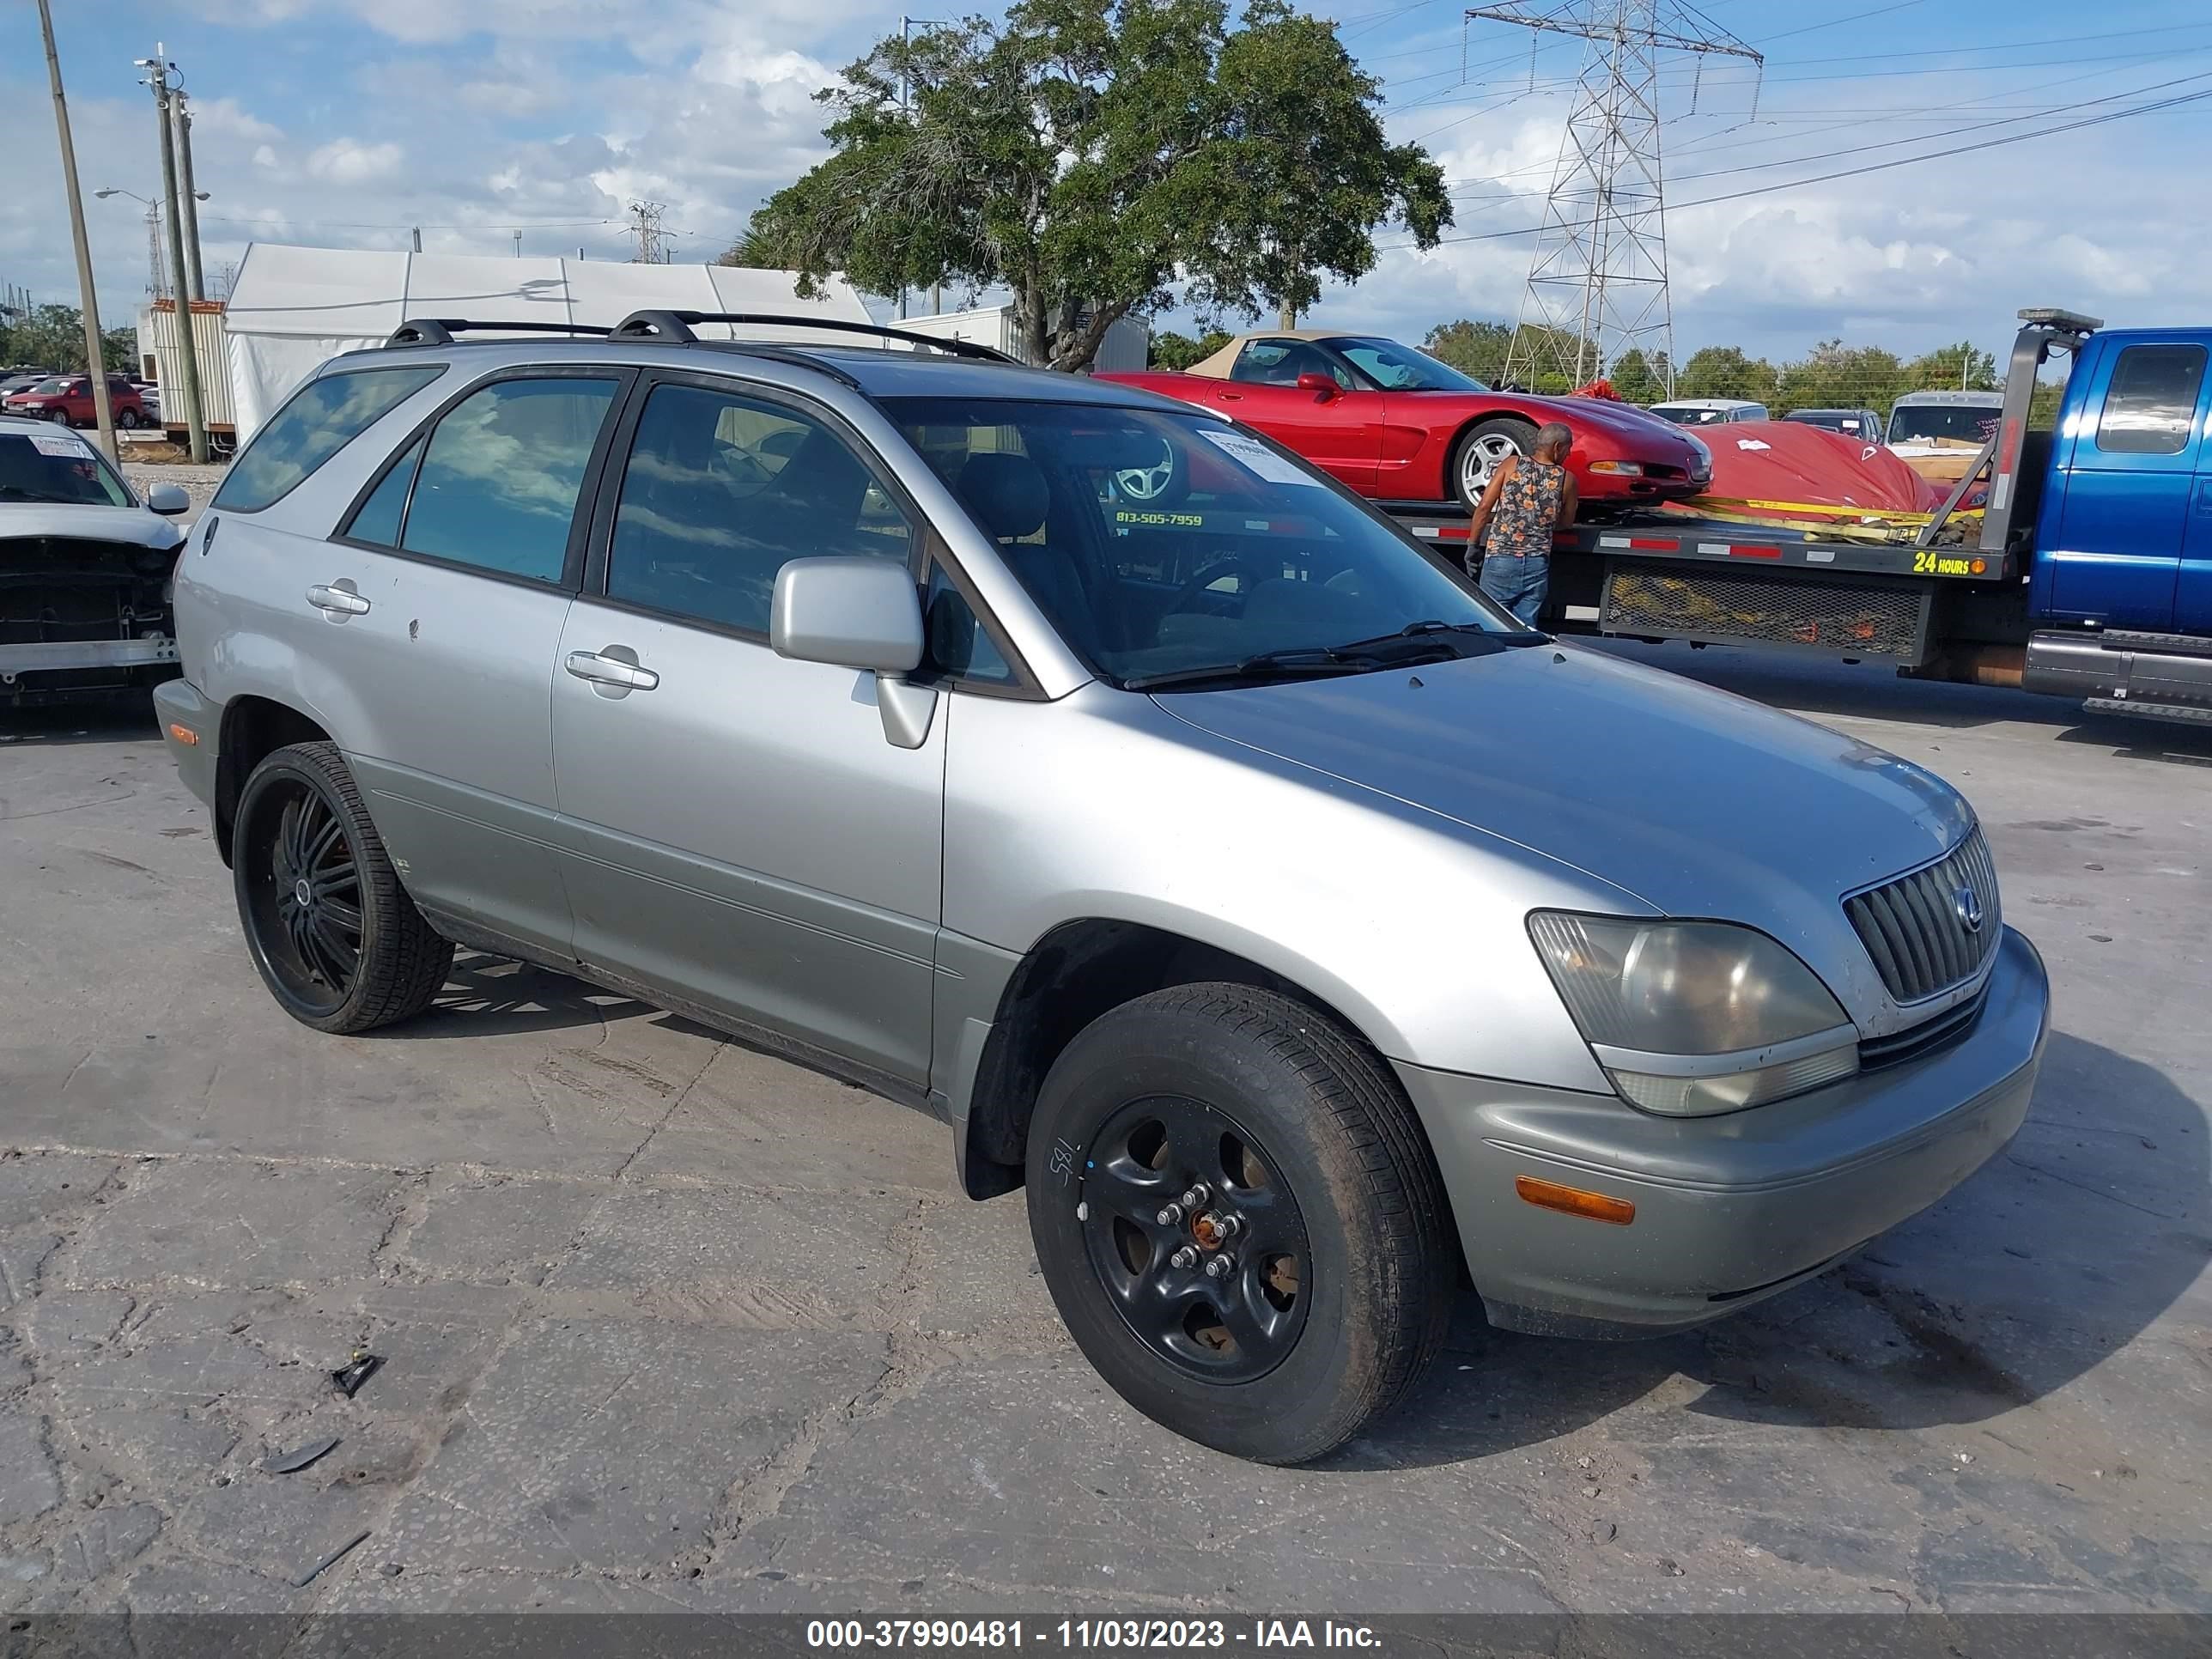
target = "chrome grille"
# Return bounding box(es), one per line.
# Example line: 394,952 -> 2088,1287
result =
1844,829 -> 2000,1003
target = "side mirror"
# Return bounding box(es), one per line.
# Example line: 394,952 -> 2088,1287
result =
770,556 -> 924,674
146,483 -> 192,516
1295,372 -> 1340,399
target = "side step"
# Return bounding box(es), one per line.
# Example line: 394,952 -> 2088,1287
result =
2022,629 -> 2212,721
2084,696 -> 2212,726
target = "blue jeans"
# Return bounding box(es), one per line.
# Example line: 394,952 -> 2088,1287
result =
1477,551 -> 1548,628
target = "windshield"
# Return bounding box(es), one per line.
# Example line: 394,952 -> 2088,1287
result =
1650,404 -> 1737,426
1330,338 -> 1486,392
0,429 -> 133,507
1887,403 -> 2000,445
887,398 -> 1522,690
13,380 -> 70,398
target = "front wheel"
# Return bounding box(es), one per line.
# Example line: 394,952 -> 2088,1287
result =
232,741 -> 453,1034
1451,416 -> 1537,509
1026,983 -> 1455,1464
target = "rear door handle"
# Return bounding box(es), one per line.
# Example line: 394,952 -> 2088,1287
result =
307,581 -> 370,617
565,648 -> 659,692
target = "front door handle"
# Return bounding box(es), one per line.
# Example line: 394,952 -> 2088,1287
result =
1215,391 -> 1244,402
307,581 -> 370,617
565,648 -> 660,693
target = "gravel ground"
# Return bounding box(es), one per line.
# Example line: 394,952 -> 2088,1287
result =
120,461 -> 224,525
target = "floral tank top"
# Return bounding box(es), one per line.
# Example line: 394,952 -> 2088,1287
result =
1487,457 -> 1566,556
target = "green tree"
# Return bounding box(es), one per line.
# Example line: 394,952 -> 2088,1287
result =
1608,347 -> 1668,406
741,0 -> 1450,369
1901,340 -> 1998,396
101,326 -> 137,374
1,303 -> 106,374
1150,327 -> 1231,369
1422,319 -> 1511,383
1675,344 -> 1780,405
1775,339 -> 1905,416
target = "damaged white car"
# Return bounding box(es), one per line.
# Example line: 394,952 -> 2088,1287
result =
1,415 -> 191,703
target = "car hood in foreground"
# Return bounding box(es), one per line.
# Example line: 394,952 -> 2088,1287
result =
0,504 -> 183,550
1151,644 -> 1972,1010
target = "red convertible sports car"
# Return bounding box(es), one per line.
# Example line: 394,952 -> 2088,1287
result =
1098,331 -> 1711,513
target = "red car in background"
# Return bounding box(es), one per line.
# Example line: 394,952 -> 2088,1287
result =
1099,331 -> 1711,513
3,374 -> 151,430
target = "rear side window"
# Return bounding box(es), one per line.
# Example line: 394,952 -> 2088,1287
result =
214,366 -> 444,511
2095,344 -> 2207,456
398,376 -> 618,582
344,435 -> 424,547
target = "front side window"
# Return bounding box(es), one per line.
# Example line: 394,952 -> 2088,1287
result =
2096,344 -> 2207,456
889,398 -> 1520,690
400,376 -> 617,580
1331,337 -> 1484,392
214,366 -> 445,512
606,382 -> 913,635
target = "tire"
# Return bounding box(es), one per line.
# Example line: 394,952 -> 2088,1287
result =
1025,982 -> 1455,1464
46,408 -> 72,426
1451,416 -> 1537,509
116,408 -> 140,429
231,741 -> 453,1035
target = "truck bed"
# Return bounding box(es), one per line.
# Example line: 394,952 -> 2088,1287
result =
1382,501 -> 2019,667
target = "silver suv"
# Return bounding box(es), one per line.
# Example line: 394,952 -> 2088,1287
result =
157,313 -> 2050,1464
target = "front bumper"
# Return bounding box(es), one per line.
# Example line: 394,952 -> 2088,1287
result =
1396,925 -> 2048,1338
153,676 -> 220,812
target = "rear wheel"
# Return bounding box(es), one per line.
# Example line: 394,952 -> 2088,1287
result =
232,742 -> 453,1034
1025,983 -> 1455,1464
116,408 -> 140,429
1452,416 -> 1537,509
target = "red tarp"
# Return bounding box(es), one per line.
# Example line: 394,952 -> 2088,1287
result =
1665,420 -> 1953,521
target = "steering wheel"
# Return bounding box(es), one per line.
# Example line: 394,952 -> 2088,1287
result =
1167,557 -> 1261,616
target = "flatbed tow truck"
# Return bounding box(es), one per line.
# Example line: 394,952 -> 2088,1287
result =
1382,309 -> 2212,726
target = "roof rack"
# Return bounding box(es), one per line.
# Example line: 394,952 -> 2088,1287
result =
609,309 -> 1020,363
386,318 -> 614,348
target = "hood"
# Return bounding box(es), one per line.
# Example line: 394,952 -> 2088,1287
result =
0,504 -> 184,551
1152,644 -> 1972,1017
1403,390 -> 1705,462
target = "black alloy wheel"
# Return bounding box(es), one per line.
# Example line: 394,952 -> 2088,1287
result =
232,742 -> 453,1034
1078,1094 -> 1311,1383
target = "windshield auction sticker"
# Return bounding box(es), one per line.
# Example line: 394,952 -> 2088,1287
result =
1196,428 -> 1321,487
30,433 -> 94,459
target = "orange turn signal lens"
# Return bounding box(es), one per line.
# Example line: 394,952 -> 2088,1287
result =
167,723 -> 199,746
1515,1175 -> 1635,1225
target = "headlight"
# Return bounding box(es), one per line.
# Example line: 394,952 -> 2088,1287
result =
1585,459 -> 1644,475
1528,914 -> 1857,1115
1686,433 -> 1713,477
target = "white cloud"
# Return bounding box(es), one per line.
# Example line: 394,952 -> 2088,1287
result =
305,138 -> 403,185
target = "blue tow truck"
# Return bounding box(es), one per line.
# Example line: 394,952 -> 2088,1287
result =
1388,308 -> 2212,726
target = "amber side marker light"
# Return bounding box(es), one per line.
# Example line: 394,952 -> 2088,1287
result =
1516,1174 -> 1635,1225
167,723 -> 199,746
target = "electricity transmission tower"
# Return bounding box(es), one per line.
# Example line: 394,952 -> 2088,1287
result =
627,200 -> 668,264
1466,1 -> 1761,393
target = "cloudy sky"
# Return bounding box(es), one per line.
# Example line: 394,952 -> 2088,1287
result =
6,0 -> 2209,364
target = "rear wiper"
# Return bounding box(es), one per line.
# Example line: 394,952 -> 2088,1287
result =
1123,647 -> 1383,692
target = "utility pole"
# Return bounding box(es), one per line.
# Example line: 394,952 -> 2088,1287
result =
140,45 -> 207,463
171,88 -> 207,302
36,0 -> 116,459
1469,1 -> 1761,393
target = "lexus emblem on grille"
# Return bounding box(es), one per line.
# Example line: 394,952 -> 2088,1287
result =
1954,885 -> 1985,933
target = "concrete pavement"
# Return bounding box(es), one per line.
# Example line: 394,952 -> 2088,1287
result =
0,656 -> 2206,1618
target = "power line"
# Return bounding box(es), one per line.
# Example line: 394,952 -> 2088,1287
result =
1381,76 -> 2212,250
1471,1 -> 1765,392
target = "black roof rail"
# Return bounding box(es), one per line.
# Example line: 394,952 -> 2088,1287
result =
386,318 -> 614,348
608,309 -> 1023,363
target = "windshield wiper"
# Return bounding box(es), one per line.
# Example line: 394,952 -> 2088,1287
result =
1123,647 -> 1385,693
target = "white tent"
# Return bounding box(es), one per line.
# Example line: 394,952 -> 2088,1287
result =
222,243 -> 876,441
